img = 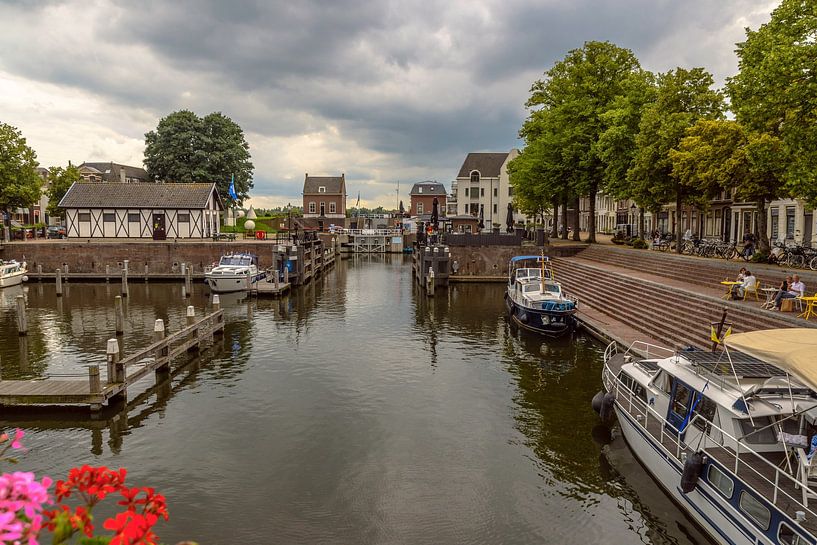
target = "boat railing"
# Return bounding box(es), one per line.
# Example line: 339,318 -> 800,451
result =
604,340 -> 675,362
603,363 -> 817,520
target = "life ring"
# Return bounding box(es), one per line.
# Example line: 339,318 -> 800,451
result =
255,230 -> 265,240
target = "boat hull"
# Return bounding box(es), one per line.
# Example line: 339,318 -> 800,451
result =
505,293 -> 575,338
0,270 -> 25,288
205,272 -> 266,293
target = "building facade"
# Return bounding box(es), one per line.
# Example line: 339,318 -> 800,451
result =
408,181 -> 447,216
78,162 -> 151,183
302,173 -> 346,230
59,182 -> 222,239
453,150 -> 523,226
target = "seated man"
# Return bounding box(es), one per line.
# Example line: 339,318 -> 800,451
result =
732,270 -> 757,299
775,274 -> 806,310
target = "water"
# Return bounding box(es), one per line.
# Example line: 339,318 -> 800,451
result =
0,257 -> 711,544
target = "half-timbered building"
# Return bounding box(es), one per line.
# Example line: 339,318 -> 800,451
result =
59,182 -> 223,239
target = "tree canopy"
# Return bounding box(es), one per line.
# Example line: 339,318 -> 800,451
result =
0,123 -> 41,220
144,111 -> 254,205
45,164 -> 81,217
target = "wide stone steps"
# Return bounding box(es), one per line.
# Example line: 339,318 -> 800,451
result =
551,258 -> 809,350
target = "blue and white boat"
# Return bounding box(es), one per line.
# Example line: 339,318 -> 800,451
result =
504,255 -> 577,337
600,329 -> 817,545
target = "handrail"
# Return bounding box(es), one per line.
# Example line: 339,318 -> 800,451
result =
604,362 -> 817,518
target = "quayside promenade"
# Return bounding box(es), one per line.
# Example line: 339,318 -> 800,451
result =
554,245 -> 817,353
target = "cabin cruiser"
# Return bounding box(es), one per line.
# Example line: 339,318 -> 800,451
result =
0,260 -> 27,288
598,329 -> 817,545
204,253 -> 265,293
504,255 -> 578,337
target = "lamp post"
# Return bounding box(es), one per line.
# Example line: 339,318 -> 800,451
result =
630,202 -> 637,238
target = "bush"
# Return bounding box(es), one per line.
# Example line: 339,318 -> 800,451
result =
611,232 -> 625,245
632,237 -> 648,249
750,251 -> 770,263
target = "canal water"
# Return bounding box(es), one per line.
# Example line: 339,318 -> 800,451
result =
0,257 -> 710,544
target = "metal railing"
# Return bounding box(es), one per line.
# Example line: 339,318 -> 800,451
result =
337,229 -> 402,236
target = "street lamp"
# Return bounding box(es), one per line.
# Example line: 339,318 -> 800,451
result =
630,202 -> 637,237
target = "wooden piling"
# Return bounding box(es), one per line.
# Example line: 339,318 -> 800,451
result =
55,268 -> 63,296
88,365 -> 101,394
106,339 -> 119,383
427,267 -> 435,296
36,264 -> 42,281
120,268 -> 129,297
105,265 -> 110,283
144,264 -> 149,282
15,295 -> 27,336
186,305 -> 196,326
153,319 -> 169,374
185,265 -> 193,296
212,295 -> 221,311
153,319 -> 165,343
283,266 -> 289,285
114,296 -> 124,335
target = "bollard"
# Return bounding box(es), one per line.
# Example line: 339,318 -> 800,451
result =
153,319 -> 166,342
181,262 -> 187,276
427,267 -> 435,296
120,268 -> 129,297
36,264 -> 42,282
123,259 -> 129,274
114,295 -> 124,335
105,265 -> 110,283
274,271 -> 280,290
56,268 -> 63,296
16,295 -> 27,336
186,305 -> 196,326
144,263 -> 149,282
106,338 -> 119,383
89,365 -> 101,394
212,295 -> 221,311
185,265 -> 193,297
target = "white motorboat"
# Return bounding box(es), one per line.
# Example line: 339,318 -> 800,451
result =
597,328 -> 817,545
0,260 -> 27,288
205,253 -> 266,293
504,255 -> 578,337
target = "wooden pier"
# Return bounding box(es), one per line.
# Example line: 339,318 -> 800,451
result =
0,308 -> 224,411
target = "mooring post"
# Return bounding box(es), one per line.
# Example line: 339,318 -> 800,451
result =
186,305 -> 196,326
427,267 -> 435,297
120,268 -> 129,298
144,263 -> 149,282
89,365 -> 101,394
114,295 -> 125,335
15,295 -> 27,336
153,318 -> 165,343
153,318 -> 169,373
105,265 -> 110,283
55,268 -> 63,297
185,265 -> 193,296
36,264 -> 42,281
212,294 -> 221,311
284,266 -> 289,285
274,270 -> 280,290
106,338 -> 119,383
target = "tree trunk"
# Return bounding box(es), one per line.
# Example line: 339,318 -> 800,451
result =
675,191 -> 684,254
561,196 -> 569,240
572,196 -> 581,241
756,198 -> 770,254
639,208 -> 646,239
550,197 -> 559,238
587,187 -> 597,243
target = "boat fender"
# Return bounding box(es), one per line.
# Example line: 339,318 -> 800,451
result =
599,392 -> 616,424
22,276 -> 29,282
591,390 -> 605,414
680,451 -> 705,494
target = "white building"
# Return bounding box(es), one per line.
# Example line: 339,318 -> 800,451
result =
453,150 -> 524,226
59,182 -> 223,239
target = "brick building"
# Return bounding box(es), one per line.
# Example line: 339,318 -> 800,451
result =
302,173 -> 346,230
408,181 -> 446,217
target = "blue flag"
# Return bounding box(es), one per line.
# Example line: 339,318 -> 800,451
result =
228,174 -> 238,200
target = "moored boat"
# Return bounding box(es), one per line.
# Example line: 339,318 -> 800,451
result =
504,255 -> 577,337
205,253 -> 265,293
598,329 -> 817,545
0,260 -> 27,288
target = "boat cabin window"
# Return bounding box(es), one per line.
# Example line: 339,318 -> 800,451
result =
653,370 -> 672,395
672,384 -> 692,418
706,464 -> 734,499
739,490 -> 770,530
543,283 -> 560,294
220,256 -> 252,266
617,372 -> 647,403
691,396 -> 717,431
738,417 -> 777,445
522,284 -> 540,293
779,522 -> 806,545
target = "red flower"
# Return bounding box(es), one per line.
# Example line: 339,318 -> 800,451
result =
104,511 -> 158,545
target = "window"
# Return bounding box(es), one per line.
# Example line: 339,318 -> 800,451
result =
470,171 -> 479,183
128,213 -> 140,223
617,372 -> 647,403
480,188 -> 484,197
308,202 -> 316,214
779,523 -> 806,545
692,396 -> 717,431
771,207 -> 779,240
739,417 -> 777,444
318,186 -> 326,193
178,213 -> 190,223
103,213 -> 115,222
78,213 -> 91,222
672,384 -> 691,417
329,202 -> 336,214
416,202 -> 424,215
464,188 -> 469,197
786,206 -> 796,239
707,465 -> 734,499
739,491 -> 770,530
493,204 -> 497,214
418,187 -> 423,194
493,188 -> 497,198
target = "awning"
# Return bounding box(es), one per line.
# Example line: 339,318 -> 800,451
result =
725,329 -> 817,390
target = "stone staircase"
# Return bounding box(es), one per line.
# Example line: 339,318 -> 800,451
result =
552,257 -> 814,351
573,245 -> 817,292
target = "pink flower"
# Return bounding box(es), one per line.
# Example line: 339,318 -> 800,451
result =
11,429 -> 25,450
0,471 -> 52,545
0,510 -> 23,541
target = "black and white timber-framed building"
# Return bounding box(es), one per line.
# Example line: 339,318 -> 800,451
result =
58,182 -> 223,239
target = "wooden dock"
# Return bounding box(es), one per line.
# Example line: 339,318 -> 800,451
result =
251,278 -> 291,297
0,308 -> 224,411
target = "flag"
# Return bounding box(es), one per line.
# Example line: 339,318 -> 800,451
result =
710,326 -> 720,344
228,174 -> 238,200
356,191 -> 360,207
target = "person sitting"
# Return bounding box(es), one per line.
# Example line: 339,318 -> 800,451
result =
775,274 -> 806,310
736,267 -> 747,282
732,270 -> 757,299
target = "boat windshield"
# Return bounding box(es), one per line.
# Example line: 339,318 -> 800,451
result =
220,256 -> 252,267
516,268 -> 542,278
522,284 -> 540,293
543,283 -> 560,294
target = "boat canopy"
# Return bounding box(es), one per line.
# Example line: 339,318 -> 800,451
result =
510,255 -> 549,263
725,329 -> 817,390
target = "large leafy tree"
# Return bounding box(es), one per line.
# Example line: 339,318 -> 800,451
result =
628,68 -> 723,252
0,123 -> 41,225
524,41 -> 643,242
727,0 -> 817,204
45,164 -> 81,217
144,110 -> 254,205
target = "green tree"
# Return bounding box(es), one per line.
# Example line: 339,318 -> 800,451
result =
628,68 -> 723,252
144,110 -> 254,204
727,0 -> 817,204
45,164 -> 81,218
0,123 -> 41,227
524,41 -> 643,242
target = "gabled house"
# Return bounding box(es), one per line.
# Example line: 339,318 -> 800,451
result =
302,173 -> 346,230
409,181 -> 446,217
454,150 -> 522,226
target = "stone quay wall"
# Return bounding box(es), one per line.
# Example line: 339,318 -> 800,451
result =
447,244 -> 585,277
0,241 -> 282,274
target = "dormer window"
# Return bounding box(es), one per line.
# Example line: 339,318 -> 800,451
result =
418,187 -> 423,193
318,186 -> 326,193
470,171 -> 479,183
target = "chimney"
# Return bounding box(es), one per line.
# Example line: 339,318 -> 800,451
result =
120,167 -> 126,183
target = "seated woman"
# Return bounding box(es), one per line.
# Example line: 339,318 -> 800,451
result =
737,267 -> 747,282
732,270 -> 757,299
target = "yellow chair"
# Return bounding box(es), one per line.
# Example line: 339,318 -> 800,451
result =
743,281 -> 760,302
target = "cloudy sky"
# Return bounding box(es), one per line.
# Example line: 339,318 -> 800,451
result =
0,0 -> 776,209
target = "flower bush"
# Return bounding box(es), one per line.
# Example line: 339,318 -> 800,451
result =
0,429 -> 171,545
